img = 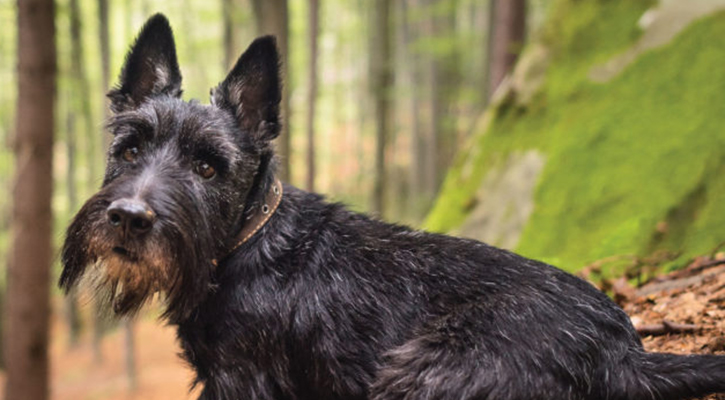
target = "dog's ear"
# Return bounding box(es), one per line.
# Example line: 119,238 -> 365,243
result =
211,36 -> 281,144
108,13 -> 182,112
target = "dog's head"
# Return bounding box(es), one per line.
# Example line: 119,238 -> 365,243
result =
60,14 -> 281,321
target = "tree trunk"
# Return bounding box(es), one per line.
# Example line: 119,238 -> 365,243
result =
426,57 -> 440,194
402,0 -> 425,217
124,318 -> 137,391
420,0 -> 438,201
66,0 -> 93,349
486,0 -> 526,101
70,0 -> 98,189
98,0 -> 111,149
431,0 -> 460,182
223,0 -> 254,70
355,0 -> 369,193
371,0 -> 393,217
5,1 -> 55,399
0,284 -> 4,369
120,2 -> 139,388
65,112 -> 82,348
95,0 -> 111,364
222,0 -> 234,69
306,0 -> 320,192
251,0 -> 291,182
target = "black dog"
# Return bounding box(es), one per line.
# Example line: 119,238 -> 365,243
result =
60,14 -> 725,400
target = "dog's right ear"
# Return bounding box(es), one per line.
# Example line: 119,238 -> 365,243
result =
108,13 -> 182,113
211,36 -> 281,146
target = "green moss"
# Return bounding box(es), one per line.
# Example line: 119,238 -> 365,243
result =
427,1 -> 725,273
426,0 -> 652,234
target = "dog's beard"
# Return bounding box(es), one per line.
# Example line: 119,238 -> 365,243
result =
61,193 -> 216,321
77,237 -> 174,316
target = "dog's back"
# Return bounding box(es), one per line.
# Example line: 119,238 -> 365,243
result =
182,186 -> 725,400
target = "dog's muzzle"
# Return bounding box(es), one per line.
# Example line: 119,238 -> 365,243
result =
106,198 -> 156,240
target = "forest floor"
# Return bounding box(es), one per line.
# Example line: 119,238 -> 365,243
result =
616,254 -> 725,400
0,256 -> 724,400
0,305 -> 200,400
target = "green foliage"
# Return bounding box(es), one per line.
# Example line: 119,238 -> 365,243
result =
427,0 -> 725,273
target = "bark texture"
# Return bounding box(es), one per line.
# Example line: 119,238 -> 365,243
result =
5,0 -> 56,398
486,0 -> 526,100
371,0 -> 393,216
306,0 -> 320,191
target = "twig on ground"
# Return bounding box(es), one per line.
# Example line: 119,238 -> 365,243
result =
686,259 -> 725,275
636,320 -> 699,337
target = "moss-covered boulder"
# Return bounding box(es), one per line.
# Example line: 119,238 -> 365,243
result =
425,0 -> 725,273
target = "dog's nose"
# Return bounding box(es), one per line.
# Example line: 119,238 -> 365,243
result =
107,198 -> 155,238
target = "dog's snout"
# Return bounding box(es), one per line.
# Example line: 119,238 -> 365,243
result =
107,198 -> 156,238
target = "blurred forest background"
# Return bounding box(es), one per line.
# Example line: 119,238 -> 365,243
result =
2,0 -> 725,398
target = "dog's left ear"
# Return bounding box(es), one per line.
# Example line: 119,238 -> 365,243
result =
108,13 -> 182,113
211,36 -> 281,144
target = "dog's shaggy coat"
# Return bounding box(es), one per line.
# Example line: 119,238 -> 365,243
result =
60,14 -> 725,400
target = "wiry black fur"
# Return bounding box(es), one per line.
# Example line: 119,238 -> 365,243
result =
61,14 -> 725,400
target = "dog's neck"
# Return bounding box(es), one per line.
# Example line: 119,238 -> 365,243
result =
214,176 -> 283,266
231,178 -> 283,254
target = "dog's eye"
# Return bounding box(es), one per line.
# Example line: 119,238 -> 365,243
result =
122,147 -> 139,162
195,162 -> 216,179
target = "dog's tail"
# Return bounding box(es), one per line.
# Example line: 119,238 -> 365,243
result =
628,351 -> 725,400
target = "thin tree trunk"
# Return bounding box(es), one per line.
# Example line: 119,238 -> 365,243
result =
0,285 -> 4,369
65,112 -> 82,348
70,0 -> 97,188
251,0 -> 291,182
223,0 -> 254,70
400,0 -> 425,218
486,0 -> 526,101
120,1 -> 139,388
421,0 -> 438,200
331,2 -> 348,193
99,0 -> 111,149
371,0 -> 393,216
67,0 -> 93,349
397,0 -> 423,220
427,57 -> 440,193
222,0 -> 234,69
96,0 -> 112,364
92,301 -> 106,363
390,0 -> 407,220
5,0 -> 55,399
124,318 -> 137,391
355,0 -> 369,193
306,0 -> 320,191
473,0 -> 490,109
432,0 -> 460,180
402,0 -> 424,214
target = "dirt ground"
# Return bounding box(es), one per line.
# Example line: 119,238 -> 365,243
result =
619,256 -> 725,400
1,257 -> 723,399
46,319 -> 200,400
1,307 -> 200,400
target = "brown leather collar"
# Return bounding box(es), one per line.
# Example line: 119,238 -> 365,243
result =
212,179 -> 283,266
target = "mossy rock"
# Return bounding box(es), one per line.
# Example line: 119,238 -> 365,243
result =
426,0 -> 725,274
